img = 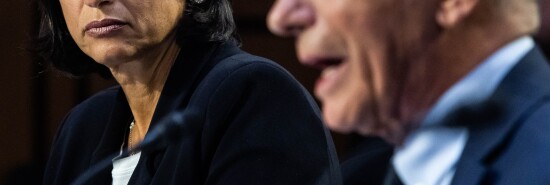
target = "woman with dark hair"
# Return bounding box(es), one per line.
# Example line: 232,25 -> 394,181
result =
39,0 -> 341,184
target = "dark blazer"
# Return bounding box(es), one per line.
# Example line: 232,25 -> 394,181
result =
43,42 -> 342,185
340,136 -> 393,185
450,47 -> 550,185
343,47 -> 550,185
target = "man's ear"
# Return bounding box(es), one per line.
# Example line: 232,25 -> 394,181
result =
436,0 -> 479,28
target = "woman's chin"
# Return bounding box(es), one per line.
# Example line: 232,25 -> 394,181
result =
88,49 -> 137,67
92,57 -> 123,68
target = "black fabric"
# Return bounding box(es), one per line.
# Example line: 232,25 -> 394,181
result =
382,165 -> 403,185
43,42 -> 342,185
340,136 -> 393,185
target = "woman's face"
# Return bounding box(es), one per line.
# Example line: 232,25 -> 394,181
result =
60,0 -> 185,66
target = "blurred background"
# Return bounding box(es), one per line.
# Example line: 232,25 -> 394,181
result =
0,1 -> 357,184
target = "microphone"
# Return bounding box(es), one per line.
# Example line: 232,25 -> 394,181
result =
445,100 -> 503,127
135,108 -> 201,153
71,109 -> 201,185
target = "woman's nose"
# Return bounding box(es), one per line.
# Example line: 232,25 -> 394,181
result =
84,0 -> 112,8
267,0 -> 315,37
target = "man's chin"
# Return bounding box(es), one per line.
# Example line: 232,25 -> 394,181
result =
321,100 -> 371,132
325,123 -> 355,134
322,110 -> 359,134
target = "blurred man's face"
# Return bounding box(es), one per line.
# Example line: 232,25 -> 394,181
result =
268,0 -> 439,135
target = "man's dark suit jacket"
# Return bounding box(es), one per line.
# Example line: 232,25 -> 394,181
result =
43,42 -> 342,185
340,136 -> 393,185
342,46 -> 550,185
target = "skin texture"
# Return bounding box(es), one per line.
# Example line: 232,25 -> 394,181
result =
60,0 -> 185,148
268,0 -> 539,144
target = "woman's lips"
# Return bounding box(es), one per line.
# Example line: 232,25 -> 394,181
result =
84,19 -> 128,37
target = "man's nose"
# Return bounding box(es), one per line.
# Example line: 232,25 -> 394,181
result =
267,0 -> 315,37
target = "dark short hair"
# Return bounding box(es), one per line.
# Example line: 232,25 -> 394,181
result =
35,0 -> 238,77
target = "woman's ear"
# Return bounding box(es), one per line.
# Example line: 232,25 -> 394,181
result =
436,0 -> 479,28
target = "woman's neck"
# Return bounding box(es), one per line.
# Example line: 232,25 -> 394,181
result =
109,38 -> 181,148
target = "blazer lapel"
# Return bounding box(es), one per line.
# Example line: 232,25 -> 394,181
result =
452,47 -> 550,185
88,87 -> 132,184
128,42 -> 244,182
148,42 -> 242,128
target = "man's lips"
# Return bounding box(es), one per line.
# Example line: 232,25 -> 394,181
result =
300,56 -> 345,70
315,60 -> 346,96
300,56 -> 346,95
84,19 -> 128,37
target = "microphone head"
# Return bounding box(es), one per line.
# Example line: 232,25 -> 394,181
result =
138,109 -> 202,153
447,100 -> 503,127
